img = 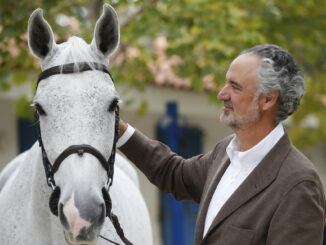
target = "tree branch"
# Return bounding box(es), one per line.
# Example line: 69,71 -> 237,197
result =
121,0 -> 160,28
0,0 -> 9,20
89,0 -> 103,21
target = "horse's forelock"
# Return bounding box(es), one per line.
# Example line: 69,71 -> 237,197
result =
43,36 -> 108,71
66,36 -> 109,71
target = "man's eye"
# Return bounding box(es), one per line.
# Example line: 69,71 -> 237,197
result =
231,84 -> 241,91
228,80 -> 242,91
108,98 -> 119,112
35,103 -> 46,116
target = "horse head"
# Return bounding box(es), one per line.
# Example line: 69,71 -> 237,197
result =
28,4 -> 120,244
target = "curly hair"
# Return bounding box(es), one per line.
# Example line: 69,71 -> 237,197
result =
242,44 -> 305,122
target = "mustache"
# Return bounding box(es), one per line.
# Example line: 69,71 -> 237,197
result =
224,101 -> 233,109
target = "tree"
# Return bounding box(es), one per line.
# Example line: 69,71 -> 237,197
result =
1,0 -> 325,149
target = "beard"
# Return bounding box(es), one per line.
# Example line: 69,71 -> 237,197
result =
220,100 -> 260,130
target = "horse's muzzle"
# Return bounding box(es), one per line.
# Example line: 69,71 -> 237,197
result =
59,192 -> 106,244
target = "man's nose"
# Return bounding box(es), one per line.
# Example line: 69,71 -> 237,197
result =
217,85 -> 230,101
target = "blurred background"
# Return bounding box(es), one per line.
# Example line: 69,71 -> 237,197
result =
0,0 -> 326,244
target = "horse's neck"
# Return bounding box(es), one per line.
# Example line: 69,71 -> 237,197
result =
115,153 -> 139,187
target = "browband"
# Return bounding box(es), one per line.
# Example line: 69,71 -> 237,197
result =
37,62 -> 114,88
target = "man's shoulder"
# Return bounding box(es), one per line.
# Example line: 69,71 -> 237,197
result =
277,140 -> 322,188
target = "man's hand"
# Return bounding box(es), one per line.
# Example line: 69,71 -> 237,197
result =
119,119 -> 128,139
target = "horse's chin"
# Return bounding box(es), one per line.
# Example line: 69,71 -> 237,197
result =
63,230 -> 98,245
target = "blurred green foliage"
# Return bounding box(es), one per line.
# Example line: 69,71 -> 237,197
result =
0,0 -> 326,149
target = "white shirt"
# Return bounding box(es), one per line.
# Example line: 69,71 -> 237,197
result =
203,123 -> 284,236
116,124 -> 135,148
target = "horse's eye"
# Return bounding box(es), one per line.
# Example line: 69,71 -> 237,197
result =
108,98 -> 119,112
35,103 -> 47,116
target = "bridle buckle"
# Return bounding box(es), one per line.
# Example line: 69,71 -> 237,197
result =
105,177 -> 113,192
77,149 -> 84,156
47,177 -> 55,190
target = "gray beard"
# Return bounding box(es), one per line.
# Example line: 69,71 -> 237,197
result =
220,103 -> 260,130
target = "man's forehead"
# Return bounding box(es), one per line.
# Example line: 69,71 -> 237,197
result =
232,53 -> 260,67
226,53 -> 260,80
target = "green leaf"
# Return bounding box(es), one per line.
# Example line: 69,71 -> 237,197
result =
15,95 -> 34,121
136,99 -> 148,117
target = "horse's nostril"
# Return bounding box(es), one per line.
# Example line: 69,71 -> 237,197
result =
59,203 -> 70,230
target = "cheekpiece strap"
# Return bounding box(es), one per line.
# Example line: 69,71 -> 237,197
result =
107,106 -> 119,186
35,111 -> 55,187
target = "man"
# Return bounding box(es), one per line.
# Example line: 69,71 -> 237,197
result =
117,44 -> 326,244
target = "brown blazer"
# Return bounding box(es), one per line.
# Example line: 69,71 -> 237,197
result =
119,130 -> 326,245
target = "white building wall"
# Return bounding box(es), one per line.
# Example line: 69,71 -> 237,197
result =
0,98 -> 18,170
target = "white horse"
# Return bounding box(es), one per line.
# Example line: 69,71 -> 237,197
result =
0,4 -> 152,245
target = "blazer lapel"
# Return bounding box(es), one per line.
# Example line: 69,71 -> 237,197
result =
194,153 -> 230,243
203,133 -> 292,240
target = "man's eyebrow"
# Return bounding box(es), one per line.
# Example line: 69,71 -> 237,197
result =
229,80 -> 243,90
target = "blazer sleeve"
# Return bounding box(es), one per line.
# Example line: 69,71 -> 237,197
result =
119,129 -> 220,203
267,179 -> 326,245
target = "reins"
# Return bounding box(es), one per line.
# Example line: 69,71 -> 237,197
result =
35,62 -> 133,245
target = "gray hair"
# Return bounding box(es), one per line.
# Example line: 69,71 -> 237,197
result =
242,44 -> 305,122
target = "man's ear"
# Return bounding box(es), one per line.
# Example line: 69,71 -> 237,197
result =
28,8 -> 55,59
261,91 -> 279,111
90,4 -> 120,58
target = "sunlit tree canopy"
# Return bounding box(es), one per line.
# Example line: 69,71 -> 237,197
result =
1,0 -> 325,149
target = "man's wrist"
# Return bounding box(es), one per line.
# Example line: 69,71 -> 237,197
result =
118,120 -> 128,138
117,123 -> 135,148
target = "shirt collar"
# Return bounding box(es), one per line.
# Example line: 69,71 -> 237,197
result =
226,123 -> 285,168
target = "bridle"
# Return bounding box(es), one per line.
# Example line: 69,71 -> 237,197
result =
35,62 -> 132,245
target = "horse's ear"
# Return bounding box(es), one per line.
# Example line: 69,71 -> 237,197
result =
91,4 -> 120,57
28,8 -> 55,59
